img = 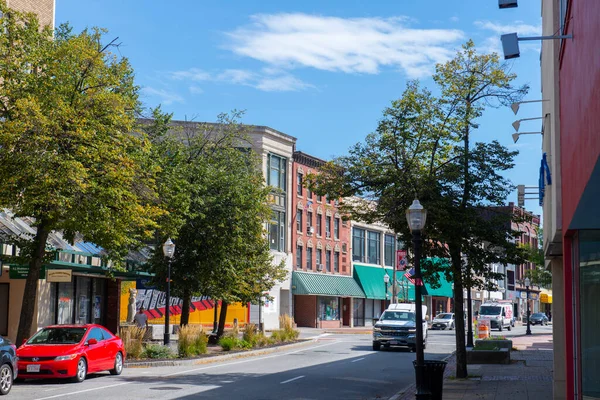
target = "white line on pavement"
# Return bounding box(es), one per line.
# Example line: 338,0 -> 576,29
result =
35,382 -> 131,400
280,375 -> 305,384
351,358 -> 365,363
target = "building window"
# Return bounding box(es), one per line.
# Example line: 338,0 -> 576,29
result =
334,252 -> 339,273
269,210 -> 286,252
318,296 -> 340,321
384,234 -> 396,267
306,247 -> 313,270
268,154 -> 286,191
352,228 -> 365,262
326,216 -> 332,238
316,216 -> 322,236
316,249 -> 322,269
297,172 -> 303,196
296,245 -> 302,269
307,211 -> 313,235
317,195 -> 322,202
367,231 -> 381,264
307,187 -> 312,201
296,210 -> 303,232
326,250 -> 332,272
334,218 -> 340,240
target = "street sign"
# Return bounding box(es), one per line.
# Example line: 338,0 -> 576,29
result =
396,250 -> 407,271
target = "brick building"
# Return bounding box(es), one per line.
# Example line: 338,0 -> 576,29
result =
291,152 -> 362,328
5,0 -> 55,28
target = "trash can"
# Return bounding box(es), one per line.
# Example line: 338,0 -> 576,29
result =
413,360 -> 448,400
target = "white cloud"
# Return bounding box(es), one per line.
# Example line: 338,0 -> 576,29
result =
170,67 -> 313,92
474,20 -> 541,36
189,86 -> 204,94
225,13 -> 465,78
450,16 -> 459,23
141,87 -> 184,105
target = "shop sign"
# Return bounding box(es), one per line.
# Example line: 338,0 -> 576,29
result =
46,269 -> 72,283
9,265 -> 46,280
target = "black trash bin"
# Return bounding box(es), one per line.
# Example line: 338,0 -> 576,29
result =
412,360 -> 447,400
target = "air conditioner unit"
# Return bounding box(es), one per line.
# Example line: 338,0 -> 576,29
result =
308,226 -> 314,234
316,264 -> 324,271
326,232 -> 331,238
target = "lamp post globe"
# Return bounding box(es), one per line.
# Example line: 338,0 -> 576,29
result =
162,238 -> 176,346
524,277 -> 532,335
406,199 -> 429,399
384,273 -> 390,308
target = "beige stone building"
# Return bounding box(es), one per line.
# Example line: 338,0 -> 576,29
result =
5,0 -> 55,28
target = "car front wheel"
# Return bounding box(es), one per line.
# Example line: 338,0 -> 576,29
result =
372,342 -> 381,351
0,364 -> 13,395
72,358 -> 87,383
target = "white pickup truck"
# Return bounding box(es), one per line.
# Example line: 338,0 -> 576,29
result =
372,303 -> 428,351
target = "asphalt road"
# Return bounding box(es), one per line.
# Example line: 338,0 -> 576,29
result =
11,325 -> 551,400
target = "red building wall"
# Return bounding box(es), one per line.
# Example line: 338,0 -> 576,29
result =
294,295 -> 317,328
560,0 -> 600,230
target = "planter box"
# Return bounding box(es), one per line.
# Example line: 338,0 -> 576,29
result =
467,347 -> 510,364
474,339 -> 512,349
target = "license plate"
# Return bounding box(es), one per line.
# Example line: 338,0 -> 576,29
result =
27,364 -> 40,373
389,340 -> 398,345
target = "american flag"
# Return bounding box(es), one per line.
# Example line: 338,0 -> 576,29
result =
404,268 -> 423,286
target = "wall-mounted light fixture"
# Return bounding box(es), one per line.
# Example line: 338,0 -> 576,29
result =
512,132 -> 542,143
512,117 -> 543,131
501,32 -> 572,59
499,0 -> 518,9
511,100 -> 549,115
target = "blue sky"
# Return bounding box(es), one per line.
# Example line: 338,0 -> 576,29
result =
55,0 -> 543,216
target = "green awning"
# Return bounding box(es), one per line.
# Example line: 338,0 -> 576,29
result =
396,257 -> 453,301
353,264 -> 394,300
292,271 -> 366,297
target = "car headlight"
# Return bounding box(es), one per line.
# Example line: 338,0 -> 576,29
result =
373,326 -> 381,332
54,354 -> 78,361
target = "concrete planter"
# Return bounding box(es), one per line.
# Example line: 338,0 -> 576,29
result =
467,340 -> 512,364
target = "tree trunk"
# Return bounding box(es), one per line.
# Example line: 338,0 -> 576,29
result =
180,287 -> 191,326
450,243 -> 468,379
16,220 -> 51,345
216,301 -> 228,338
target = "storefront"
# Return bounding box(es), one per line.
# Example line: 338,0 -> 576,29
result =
292,271 -> 365,328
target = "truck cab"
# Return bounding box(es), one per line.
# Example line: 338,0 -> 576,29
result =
372,303 -> 427,351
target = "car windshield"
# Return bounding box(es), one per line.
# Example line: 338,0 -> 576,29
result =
380,311 -> 415,321
532,313 -> 545,318
479,306 -> 501,315
27,327 -> 87,345
436,314 -> 453,320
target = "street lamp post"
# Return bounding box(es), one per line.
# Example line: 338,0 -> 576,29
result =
406,199 -> 428,399
162,238 -> 176,346
524,277 -> 532,335
384,273 -> 390,309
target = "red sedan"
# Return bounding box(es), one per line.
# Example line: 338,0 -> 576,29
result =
17,324 -> 125,383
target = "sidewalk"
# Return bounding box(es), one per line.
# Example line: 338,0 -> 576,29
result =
395,333 -> 553,400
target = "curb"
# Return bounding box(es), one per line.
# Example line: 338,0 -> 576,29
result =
124,338 -> 316,368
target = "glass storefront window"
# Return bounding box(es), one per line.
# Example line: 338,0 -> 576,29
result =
318,296 -> 339,321
579,230 -> 600,398
57,282 -> 74,324
76,277 -> 91,324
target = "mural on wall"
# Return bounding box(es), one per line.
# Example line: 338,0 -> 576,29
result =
119,281 -> 249,326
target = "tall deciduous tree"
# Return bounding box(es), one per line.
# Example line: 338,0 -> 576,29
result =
0,4 -> 161,344
308,41 -> 528,378
146,112 -> 286,335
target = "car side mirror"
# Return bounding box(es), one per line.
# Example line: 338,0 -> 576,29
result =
87,338 -> 98,346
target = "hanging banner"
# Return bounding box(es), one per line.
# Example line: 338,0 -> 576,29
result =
396,250 -> 407,271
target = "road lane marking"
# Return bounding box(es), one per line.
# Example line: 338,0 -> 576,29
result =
280,375 -> 305,384
34,382 -> 131,400
351,358 -> 365,363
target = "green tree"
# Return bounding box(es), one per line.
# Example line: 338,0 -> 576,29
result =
308,41 -> 528,378
0,4 -> 161,344
522,228 -> 552,288
146,112 -> 286,335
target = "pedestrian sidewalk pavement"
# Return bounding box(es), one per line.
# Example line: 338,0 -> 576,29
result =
395,332 -> 554,400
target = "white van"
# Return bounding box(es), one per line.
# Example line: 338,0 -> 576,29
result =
372,303 -> 428,351
478,301 -> 513,331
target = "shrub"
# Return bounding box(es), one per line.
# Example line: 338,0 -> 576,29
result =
269,315 -> 300,343
178,325 -> 209,357
254,332 -> 273,347
219,336 -> 237,351
243,323 -> 258,346
143,344 -> 175,359
120,326 -> 145,359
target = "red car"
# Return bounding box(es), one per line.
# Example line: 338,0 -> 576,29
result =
17,324 -> 125,383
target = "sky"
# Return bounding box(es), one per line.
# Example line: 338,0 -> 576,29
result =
55,0 -> 544,216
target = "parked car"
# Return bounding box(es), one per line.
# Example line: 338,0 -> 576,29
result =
431,313 -> 455,330
17,324 -> 125,383
372,303 -> 428,351
529,313 -> 549,326
0,336 -> 17,395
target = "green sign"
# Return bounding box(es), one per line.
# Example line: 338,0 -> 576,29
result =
9,265 -> 46,280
